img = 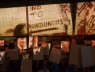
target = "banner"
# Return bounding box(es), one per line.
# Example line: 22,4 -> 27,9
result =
28,3 -> 72,36
0,7 -> 27,36
75,1 -> 95,35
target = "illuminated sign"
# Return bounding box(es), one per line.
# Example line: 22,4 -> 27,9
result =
28,4 -> 72,36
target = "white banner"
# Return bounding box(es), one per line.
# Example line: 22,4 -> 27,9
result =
28,3 -> 72,36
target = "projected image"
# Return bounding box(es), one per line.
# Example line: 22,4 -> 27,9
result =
61,41 -> 69,52
75,1 -> 95,35
17,38 -> 27,50
92,40 -> 95,46
28,3 -> 72,36
0,7 -> 27,36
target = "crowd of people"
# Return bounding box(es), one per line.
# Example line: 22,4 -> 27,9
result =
0,36 -> 95,72
0,40 -> 69,72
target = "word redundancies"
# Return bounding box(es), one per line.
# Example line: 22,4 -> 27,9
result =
30,19 -> 70,29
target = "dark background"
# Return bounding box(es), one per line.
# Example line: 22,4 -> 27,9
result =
0,0 -> 94,8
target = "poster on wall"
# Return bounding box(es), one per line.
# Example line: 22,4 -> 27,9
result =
61,41 -> 69,52
28,3 -> 72,36
17,38 -> 27,49
0,7 -> 27,36
75,1 -> 95,35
